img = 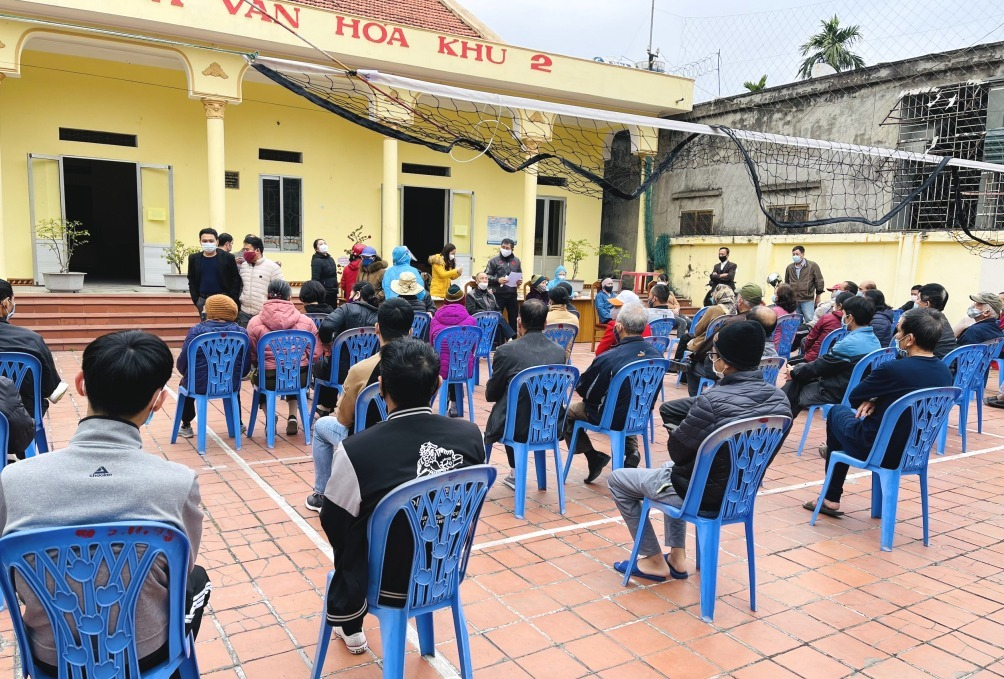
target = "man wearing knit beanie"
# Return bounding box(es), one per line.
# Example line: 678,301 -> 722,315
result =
608,321 -> 791,582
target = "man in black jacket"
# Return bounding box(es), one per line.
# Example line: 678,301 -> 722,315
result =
313,282 -> 380,412
186,228 -> 242,317
703,247 -> 737,306
0,376 -> 34,459
915,283 -> 956,359
609,321 -> 790,581
484,238 -> 522,334
0,280 -> 62,421
319,338 -> 485,654
484,300 -> 567,489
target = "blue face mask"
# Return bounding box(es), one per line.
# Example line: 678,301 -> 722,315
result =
792,255 -> 802,264
361,257 -> 374,266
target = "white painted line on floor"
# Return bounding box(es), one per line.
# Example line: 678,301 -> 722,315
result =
473,515 -> 624,551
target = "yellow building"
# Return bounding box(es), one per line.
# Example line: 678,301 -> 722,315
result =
0,0 -> 693,289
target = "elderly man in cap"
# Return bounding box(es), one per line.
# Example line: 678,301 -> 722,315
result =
392,271 -> 435,315
594,290 -> 653,355
595,277 -> 615,324
957,291 -> 1004,346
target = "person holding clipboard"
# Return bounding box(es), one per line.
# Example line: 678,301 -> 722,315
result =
485,238 -> 522,334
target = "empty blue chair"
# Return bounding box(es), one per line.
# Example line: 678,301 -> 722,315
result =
562,358 -> 669,477
353,381 -> 388,434
170,331 -> 250,455
306,312 -> 327,329
411,311 -> 432,342
620,416 -> 791,621
0,352 -> 48,456
810,387 -> 960,551
543,323 -> 578,364
936,343 -> 994,455
818,327 -> 848,356
775,313 -> 803,361
312,466 -> 496,679
248,329 -> 317,448
431,326 -> 482,422
758,357 -> 786,385
0,521 -> 199,679
486,365 -> 579,518
310,327 -> 380,418
473,311 -> 501,384
795,347 -> 897,456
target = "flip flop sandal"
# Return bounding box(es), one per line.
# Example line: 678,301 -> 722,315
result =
984,397 -> 1004,409
664,554 -> 688,580
613,560 -> 666,583
803,500 -> 844,517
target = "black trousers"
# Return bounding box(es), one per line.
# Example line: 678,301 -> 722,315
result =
496,293 -> 519,334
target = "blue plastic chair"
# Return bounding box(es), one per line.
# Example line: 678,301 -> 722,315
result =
411,311 -> 432,342
353,381 -> 388,434
759,357 -> 786,385
431,326 -> 482,422
170,331 -> 249,455
621,416 -> 791,621
971,336 -> 1004,434
936,343 -> 994,455
690,306 -> 710,331
312,466 -> 496,679
795,347 -> 897,456
306,312 -> 327,329
310,327 -> 380,417
543,323 -> 578,365
677,314 -> 732,390
0,412 -> 7,471
818,327 -> 848,356
473,311 -> 501,385
562,358 -> 669,477
0,521 -> 198,679
648,318 -> 676,338
248,329 -> 317,448
892,308 -> 903,326
644,336 -> 672,439
486,365 -> 579,518
810,387 -> 960,551
0,352 -> 48,456
775,314 -> 803,361
994,358 -> 1004,391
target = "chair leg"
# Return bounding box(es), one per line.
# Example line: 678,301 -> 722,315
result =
936,419 -> 948,455
377,610 -> 408,679
514,443 -> 528,520
456,383 -> 465,419
877,471 -> 901,552
452,597 -> 474,679
744,518 -> 757,612
311,573 -> 335,679
975,385 -> 984,434
622,499 -> 652,587
170,392 -> 185,444
437,383 -> 448,417
959,395 -> 969,453
796,407 -> 816,457
642,430 -> 652,469
310,379 -> 322,422
809,459 -> 839,526
474,360 -> 481,386
416,612 -> 435,656
694,521 -> 721,622
230,395 -> 243,451
920,470 -> 930,547
35,421 -> 49,454
552,444 -> 566,516
484,441 -> 492,464
178,635 -> 201,679
610,433 -> 625,471
534,449 -> 547,491
562,425 -> 582,483
870,471 -> 883,519
265,392 -> 277,449
248,390 -> 261,438
223,396 -> 236,438
195,397 -> 209,456
465,379 -> 476,424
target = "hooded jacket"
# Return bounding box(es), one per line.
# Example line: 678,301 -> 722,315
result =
247,299 -> 322,370
339,258 -> 361,300
428,253 -> 461,298
547,266 -> 569,290
430,302 -> 477,379
357,258 -> 388,296
383,246 -> 427,300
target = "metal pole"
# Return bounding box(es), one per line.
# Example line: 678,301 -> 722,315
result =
648,0 -> 656,70
717,50 -> 722,96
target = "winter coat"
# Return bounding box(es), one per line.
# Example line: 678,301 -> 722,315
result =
669,370 -> 791,513
870,308 -> 895,348
783,259 -> 825,302
801,310 -> 843,362
0,375 -> 34,457
383,246 -> 427,300
177,320 -> 251,394
546,305 -> 579,361
578,335 -> 662,427
358,258 -> 388,296
958,317 -> 1004,349
430,302 -> 477,379
466,288 -> 498,315
400,294 -> 435,315
788,327 -> 880,404
318,301 -> 379,344
239,257 -> 284,317
186,251 -> 242,305
428,254 -> 461,298
339,259 -> 361,300
485,253 -> 522,297
304,303 -> 335,316
547,266 -> 569,290
311,253 -> 339,296
247,299 -> 322,370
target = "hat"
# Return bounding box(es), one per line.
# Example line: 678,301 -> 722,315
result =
738,283 -> 763,304
714,320 -> 766,371
608,290 -> 641,307
531,275 -> 548,288
548,284 -> 571,305
391,271 -> 423,296
351,243 -> 366,256
601,277 -> 613,287
204,294 -> 238,322
970,291 -> 1003,314
361,246 -> 377,257
827,283 -> 842,292
445,284 -> 464,302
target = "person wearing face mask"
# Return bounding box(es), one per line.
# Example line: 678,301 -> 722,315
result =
703,247 -> 738,306
428,243 -> 463,298
956,292 -> 1004,346
594,290 -> 653,356
485,238 -> 522,334
595,278 -> 615,324
186,227 -> 242,319
237,236 -> 284,327
609,320 -> 790,582
547,265 -> 576,297
806,308 -> 953,518
784,245 -> 825,323
526,275 -> 550,304
311,238 -> 340,309
898,284 -> 923,313
356,246 -> 388,301
339,243 -> 366,302
466,272 -> 499,314
798,291 -> 853,364
0,279 -> 63,426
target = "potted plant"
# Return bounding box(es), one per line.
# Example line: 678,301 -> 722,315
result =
563,238 -> 592,293
35,217 -> 90,293
596,243 -> 630,292
162,240 -> 199,292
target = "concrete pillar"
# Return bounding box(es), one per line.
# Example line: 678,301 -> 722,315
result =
382,138 -> 399,254
520,146 -> 538,278
754,237 -> 774,289
635,156 -> 651,273
0,73 -> 7,278
202,98 -> 227,232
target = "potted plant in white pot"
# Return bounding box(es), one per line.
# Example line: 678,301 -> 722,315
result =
35,217 -> 89,293
596,243 -> 630,292
562,238 -> 592,294
162,240 -> 199,293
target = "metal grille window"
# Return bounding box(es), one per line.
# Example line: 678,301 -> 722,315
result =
765,205 -> 809,234
260,176 -> 302,252
59,128 -> 137,147
680,210 -> 714,236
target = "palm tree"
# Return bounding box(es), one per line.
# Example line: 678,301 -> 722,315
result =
743,75 -> 768,92
798,15 -> 864,79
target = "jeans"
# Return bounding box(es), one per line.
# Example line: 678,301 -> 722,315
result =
608,464 -> 686,557
312,416 -> 349,495
798,300 -> 816,323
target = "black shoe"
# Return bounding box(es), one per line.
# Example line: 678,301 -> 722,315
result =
624,451 -> 640,469
305,493 -> 323,512
584,451 -> 611,484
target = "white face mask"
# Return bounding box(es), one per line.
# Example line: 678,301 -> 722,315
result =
558,274 -> 566,280
711,358 -> 725,379
201,242 -> 217,253
3,300 -> 14,320
967,306 -> 984,319
318,244 -> 329,254
478,281 -> 488,291
499,248 -> 512,257
910,294 -> 918,303
449,253 -> 455,261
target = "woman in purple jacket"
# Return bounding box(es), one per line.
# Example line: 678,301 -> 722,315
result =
430,284 -> 476,417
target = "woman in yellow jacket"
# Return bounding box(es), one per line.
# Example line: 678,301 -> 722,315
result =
428,243 -> 463,298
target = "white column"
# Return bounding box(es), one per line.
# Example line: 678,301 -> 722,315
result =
382,138 -> 399,253
520,147 -> 538,277
202,98 -> 227,232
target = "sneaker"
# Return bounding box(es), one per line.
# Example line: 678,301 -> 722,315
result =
502,471 -> 516,490
178,424 -> 194,439
334,626 -> 368,654
624,451 -> 641,469
584,451 -> 611,484
305,493 -> 323,513
286,417 -> 298,436
447,403 -> 459,418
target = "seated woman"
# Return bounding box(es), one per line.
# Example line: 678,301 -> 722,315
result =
770,283 -> 801,347
526,275 -> 550,304
430,285 -> 477,416
299,280 -> 334,316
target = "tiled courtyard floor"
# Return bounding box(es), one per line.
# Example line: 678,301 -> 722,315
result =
1,347 -> 1003,678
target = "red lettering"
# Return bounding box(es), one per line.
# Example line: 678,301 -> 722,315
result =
386,27 -> 410,48
438,37 -> 460,57
222,0 -> 242,14
485,46 -> 506,65
530,54 -> 553,73
152,0 -> 184,5
273,4 -> 299,28
335,15 -> 361,38
460,41 -> 483,61
362,21 -> 387,43
245,0 -> 273,21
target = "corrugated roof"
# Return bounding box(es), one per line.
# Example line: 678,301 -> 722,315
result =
291,0 -> 485,38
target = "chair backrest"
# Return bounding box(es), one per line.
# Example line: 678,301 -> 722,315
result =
984,335 -> 1004,362
366,466 -> 496,615
679,416 -> 792,521
599,358 -> 670,432
0,412 -> 7,471
183,331 -> 250,397
306,313 -> 327,329
819,327 -> 848,356
329,327 -> 380,383
435,326 -> 482,381
892,308 -> 903,326
643,335 -> 671,356
863,387 -> 961,472
775,314 -> 803,359
0,522 -> 190,679
942,344 -> 992,394
354,381 -> 388,434
503,365 -> 579,447
411,312 -> 432,341
0,352 -> 43,419
758,357 -> 786,384
472,312 -> 502,359
648,317 -> 676,338
839,347 -> 898,408
543,323 -> 577,354
256,329 -> 317,395
703,313 -> 732,340
691,306 -> 710,329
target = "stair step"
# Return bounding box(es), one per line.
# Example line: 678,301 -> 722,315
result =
47,335 -> 189,351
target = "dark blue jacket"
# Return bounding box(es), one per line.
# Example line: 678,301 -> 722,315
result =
870,308 -> 895,348
578,335 -> 662,428
177,320 -> 252,394
958,318 -> 1003,351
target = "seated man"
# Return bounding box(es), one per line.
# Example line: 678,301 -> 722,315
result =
0,331 -> 208,670
782,295 -> 880,416
683,283 -> 763,397
319,338 -> 485,654
0,280 -> 63,423
957,291 -> 1003,346
807,309 -> 953,516
595,278 -> 615,325
609,321 -> 790,580
594,290 -> 652,355
647,283 -> 676,325
564,303 -> 662,484
546,284 -> 580,361
0,375 -> 34,460
306,298 -> 414,512
484,300 -> 568,489
915,283 -> 956,359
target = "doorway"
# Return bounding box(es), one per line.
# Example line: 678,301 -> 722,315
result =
62,158 -> 140,283
401,186 -> 448,273
534,197 -> 566,277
